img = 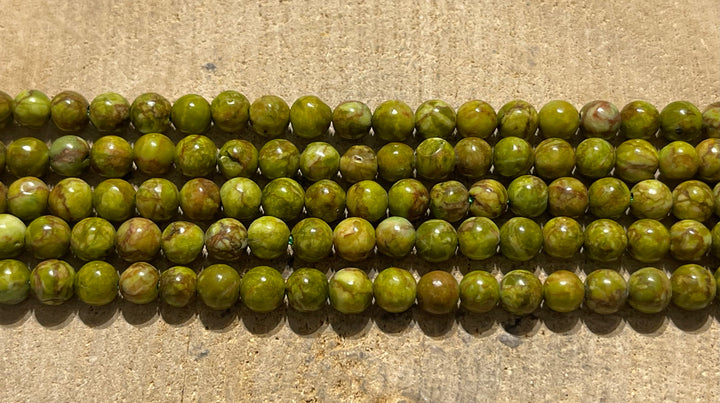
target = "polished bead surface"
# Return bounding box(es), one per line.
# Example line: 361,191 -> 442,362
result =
372,100 -> 415,142
291,218 -> 334,262
240,266 -> 285,313
0,91 -> 13,128
174,135 -> 217,178
159,266 -> 197,308
135,178 -> 179,222
658,141 -> 699,181
415,219 -> 457,263
93,179 -> 136,222
205,218 -> 248,262
619,100 -> 660,140
660,101 -> 702,142
6,137 -> 50,178
171,94 -> 212,134
414,99 -> 456,139
130,92 -> 172,134
533,138 -> 575,180
247,216 -> 290,260
74,261 -> 119,306
258,139 -> 300,179
375,217 -> 416,259
220,177 -> 262,221
575,138 -> 615,178
197,264 -> 241,310
161,221 -> 205,264
373,267 -> 417,314
614,139 -> 658,183
286,267 -> 328,312
695,138 -> 720,182
299,142 -> 339,181
669,219 -> 711,261
627,219 -> 670,263
538,100 -> 579,140
210,90 -> 250,133
584,219 -> 627,262
459,270 -> 499,313
179,178 -> 220,221
627,267 -> 671,314
454,137 -> 492,179
497,100 -> 538,140
672,180 -> 714,222
90,135 -> 134,178
580,100 -> 620,140
290,95 -> 333,139
115,218 -> 162,262
629,179 -> 673,220
499,270 -> 542,315
377,142 -> 414,182
133,133 -> 176,176
456,100 -> 497,139
587,177 -> 631,218
415,137 -> 456,181
70,217 -> 116,261
584,269 -> 627,315
7,176 -> 49,221
0,259 -> 31,304
417,270 -> 459,315
468,179 -> 508,218
339,145 -> 377,183
542,217 -> 583,259
702,102 -> 720,138
89,92 -> 130,133
499,217 -> 542,261
492,136 -> 533,177
507,175 -> 548,218
31,259 -> 75,305
332,101 -> 372,140
429,180 -> 469,223
24,215 -> 71,260
670,264 -> 716,311
262,178 -> 305,221
329,268 -> 373,314
543,270 -> 584,313
50,90 -> 89,132
547,177 -> 588,218
303,179 -> 346,223
387,179 -> 430,222
0,214 -> 27,260
13,89 -> 51,127
457,217 -> 499,260
218,139 -> 258,179
49,135 -> 90,177
332,217 -> 375,262
249,95 -> 291,138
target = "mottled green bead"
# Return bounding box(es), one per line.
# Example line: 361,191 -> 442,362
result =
299,142 -> 339,181
179,178 -> 220,221
658,141 -> 699,180
90,135 -> 133,178
660,101 -> 702,142
580,100 -> 620,140
429,180 -> 469,223
346,180 -> 387,223
70,217 -> 115,261
249,95 -> 290,138
672,180 -> 714,222
455,100 -> 497,138
615,139 -> 658,183
50,91 -> 89,132
373,267 -> 416,314
332,101 -> 372,140
89,92 -> 130,133
547,177 -> 588,218
415,99 -> 456,139
377,142 -> 414,182
161,221 -> 205,264
387,179 -> 430,222
333,217 -> 375,262
116,218 -> 162,262
695,138 -> 720,181
171,94 -> 211,134
12,89 -> 51,127
220,177 -> 262,220
671,264 -> 716,311
457,217 -> 499,260
174,135 -> 217,178
711,223 -> 720,259
197,264 -> 241,310
702,102 -> 720,138
240,266 -> 285,313
417,270 -> 459,315
415,137 -> 456,181
133,133 -> 175,176
468,179 -> 508,218
93,179 -> 136,222
459,270 -> 499,313
7,177 -> 49,221
119,262 -> 160,304
6,137 -> 49,178
584,269 -> 627,314
629,179 -> 673,219
620,100 -> 660,140
627,219 -> 670,263
415,219 -> 457,263
31,259 -> 75,305
258,139 -> 299,179
217,139 -> 258,179
500,270 -> 542,315
533,138 -> 575,180
499,217 -> 543,262
339,145 -> 377,183
497,100 -> 538,140
538,100 -> 579,139
262,178 -> 305,221
627,267 -> 671,314
372,100 -> 415,142
715,183 -> 720,218
375,217 -> 415,259
25,215 -> 71,260
0,91 -> 13,128
329,268 -> 373,314
0,260 -> 30,304
130,92 -> 171,134
205,218 -> 248,262
136,178 -> 179,222
454,137 -> 492,179
247,216 -> 290,260
159,266 -> 197,308
291,218 -> 334,262
290,95 -> 332,139
669,219 -> 711,261
584,219 -> 627,262
588,177 -> 630,218
575,138 -> 615,178
542,217 -> 583,259
304,180 -> 346,222
492,136 -> 533,177
507,175 -> 548,218
0,215 -> 26,259
286,267 -> 328,312
543,270 -> 584,313
210,90 -> 250,133
74,261 -> 119,306
49,135 -> 90,176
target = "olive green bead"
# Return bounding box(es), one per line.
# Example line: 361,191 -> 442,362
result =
671,264 -> 716,311
0,142 -> 6,175
262,178 -> 305,222
543,270 -> 584,313
415,219 -> 457,263
130,92 -> 171,134
119,262 -> 160,304
339,145 -> 377,183
415,99 -> 456,139
329,268 -> 373,314
31,259 -> 75,305
135,178 -> 179,222
377,142 -> 414,182
672,180 -> 714,222
12,89 -> 51,127
658,141 -> 699,180
415,137 -> 456,181
220,177 -> 262,220
660,101 -> 702,142
247,216 -> 290,260
457,217 -> 499,260
249,95 -> 290,138
575,138 -> 615,178
375,216 -> 416,259
89,92 -> 130,133
429,180 -> 469,222
346,180 -> 387,223
620,100 -> 660,140
627,219 -> 670,263
174,135 -> 217,178
455,100 -> 497,138
695,138 -> 720,182
454,137 -> 492,179
587,177 -> 630,218
90,135 -> 134,178
179,178 -> 221,221
204,218 -> 248,262
49,135 -> 90,177
258,139 -> 300,179
159,266 -> 197,308
218,139 -> 258,179
547,177 -> 588,218
580,100 -> 621,140
74,261 -> 119,306
304,180 -> 346,223
499,217 -> 543,262
542,217 -> 583,259
115,218 -> 162,263
6,137 -> 50,178
459,270 -> 499,313
290,95 -> 333,139
197,264 -> 241,310
702,102 -> 720,138
161,221 -> 205,264
7,177 -> 49,221
627,267 -> 671,314
133,133 -> 176,176
240,266 -> 285,313
291,218 -> 334,262
373,267 -> 417,314
492,136 -> 533,177
332,101 -> 372,140
210,90 -> 250,132
70,217 -> 116,261
499,270 -> 542,315
468,179 -> 508,219
286,268 -> 328,312
0,259 -> 30,304
0,214 -> 26,259
538,100 -> 579,139
507,175 -> 548,218
629,179 -> 673,220
669,219 -> 711,261
333,217 -> 376,262
50,90 -> 89,132
417,270 -> 459,315
584,219 -> 627,262
715,183 -> 720,218
93,179 -> 136,222
533,138 -> 575,180
584,269 -> 627,315
497,100 -> 538,140
716,266 -> 720,300
299,142 -> 340,181
171,94 -> 212,134
372,100 -> 415,142
387,179 -> 430,222
0,91 -> 13,128
614,139 -> 658,183
25,215 -> 71,260
711,223 -> 720,259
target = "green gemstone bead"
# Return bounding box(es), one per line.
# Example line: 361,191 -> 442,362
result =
538,100 -> 579,139
629,179 -> 673,220
702,102 -> 720,138
13,89 -> 51,127
304,180 -> 346,223
377,142 -> 414,182
247,216 -> 290,260
575,138 -> 615,178
660,101 -> 702,142
669,219 -> 711,261
627,267 -> 671,314
0,260 -> 30,304
93,179 -> 136,222
387,179 -> 430,222
31,259 -> 75,305
218,139 -> 258,179
584,269 -> 627,314
290,95 -> 333,139
74,261 -> 119,306
415,219 -> 457,263
119,262 -> 160,304
0,214 -> 26,259
497,100 -> 538,140
456,100 -> 497,138
49,135 -> 90,176
587,177 -> 630,218
715,183 -> 720,218
25,215 -> 71,260
130,92 -> 171,134
249,95 -> 290,138
417,270 -> 459,315
291,218 -> 333,262
210,90 -> 250,133
627,219 -> 670,263
580,100 -> 620,140
171,94 -> 211,134
507,175 -> 548,218
711,223 -> 720,259
159,266 -> 197,308
240,266 -> 285,313
543,270 -> 584,313
454,137 -> 492,179
0,91 -> 13,128
258,139 -> 300,179
620,100 -> 660,140
174,135 -> 217,178
415,137 -> 456,181
179,178 -> 220,221
220,177 -> 262,220
332,101 -> 372,140
6,137 -> 50,178
499,217 -> 543,262
614,139 -> 658,183
457,217 -> 499,260
695,138 -> 720,182
262,178 -> 305,222
415,99 -> 456,139
50,90 -> 89,132
672,180 -> 714,222
135,178 -> 179,222
299,141 -> 340,181
547,177 -> 588,218
7,177 -> 49,221
542,217 -> 583,259
468,179 -> 508,219
329,268 -> 373,314
333,217 -> 376,262
339,145 -> 377,183
533,138 -> 575,180
346,180 -> 388,223
584,219 -> 627,262
90,135 -> 134,178
89,92 -> 130,133
115,218 -> 162,262
375,217 -> 416,259
204,218 -> 248,262
197,264 -> 241,310
671,264 -> 716,311
373,267 -> 417,314
0,142 -> 6,175
286,268 -> 328,312
70,217 -> 116,261
658,141 -> 699,180
492,136 -> 533,177
161,221 -> 205,264
133,133 -> 176,176
459,270 -> 499,313
499,269 -> 542,315
372,100 -> 415,142
429,180 -> 469,222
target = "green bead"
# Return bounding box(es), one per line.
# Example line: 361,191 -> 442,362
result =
346,180 -> 388,222
533,138 -> 575,180
415,137 -> 456,181
457,217 -> 499,260
497,100 -> 538,139
197,264 -> 241,310
373,267 -> 417,314
7,177 -> 49,221
415,99 -> 456,139
119,262 -> 160,304
0,91 -> 13,128
575,138 -> 615,178
620,100 -> 660,140
50,90 -> 89,132
174,135 -> 217,178
339,145 -> 377,183
454,137 -> 492,179
499,269 -> 542,315
0,142 -> 5,175
90,135 -> 134,178
627,267 -> 671,314
629,179 -> 673,219
507,175 -> 548,217
387,179 -> 430,222
468,179 -> 508,218
580,100 -> 620,140
547,177 -> 588,218
416,270 -> 459,315
25,215 -> 71,260
171,94 -> 211,134
12,89 -> 51,127
115,218 -> 162,262
627,219 -> 670,263
587,177 -> 630,218
49,135 -> 90,176
660,101 -> 702,142
291,218 -> 333,262
89,92 -> 130,133
262,178 -> 305,221
70,217 -> 115,261
249,95 -> 290,138
299,141 -> 339,181
415,219 -> 457,263
456,100 -> 497,138
130,92 -> 171,134
542,217 -> 583,259
204,218 -> 248,262
711,223 -> 720,259
179,178 -> 220,221
584,269 -> 627,314
329,268 -> 373,314
31,259 -> 75,305
74,261 -> 119,306
258,139 -> 300,179
290,95 -> 332,139
492,136 -> 533,177
715,183 -> 720,218
210,90 -> 250,133
0,214 -> 26,259
429,180 -> 469,222
702,102 -> 720,138
304,180 -> 346,222
614,139 -> 658,183
538,100 -> 579,139
672,180 -> 714,222
377,142 -> 414,182
499,217 -> 543,262
240,266 -> 285,313
218,139 -> 258,179
161,221 -> 205,264
671,264 -> 716,311
133,133 -> 176,176
93,179 -> 136,222
333,217 -> 376,262
375,217 -> 416,259
286,268 -> 328,312
543,270 -> 584,313
332,101 -> 372,140
459,270 -> 499,313
6,137 -> 49,178
136,178 -> 179,221
219,177 -> 262,220
159,266 -> 197,308
584,219 -> 627,262
247,216 -> 290,260
695,138 -> 720,182
372,100 -> 415,142
0,260 -> 30,304
658,141 -> 699,180
669,219 -> 711,261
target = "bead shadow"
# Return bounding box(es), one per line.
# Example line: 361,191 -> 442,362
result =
238,304 -> 285,336
33,299 -> 76,329
77,299 -> 120,328
457,308 -> 497,337
328,309 -> 372,338
537,306 -> 582,335
371,304 -> 413,335
412,307 -> 456,338
287,305 -> 329,336
120,300 -> 159,327
159,301 -> 197,327
498,311 -> 541,337
582,309 -> 625,336
0,299 -> 33,328
198,305 -> 238,332
667,304 -> 714,333
624,308 -> 669,336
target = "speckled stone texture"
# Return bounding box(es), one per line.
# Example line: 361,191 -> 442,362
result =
0,0 -> 719,401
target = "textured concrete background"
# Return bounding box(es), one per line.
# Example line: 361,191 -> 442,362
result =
0,0 -> 719,401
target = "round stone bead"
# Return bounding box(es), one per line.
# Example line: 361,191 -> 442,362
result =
579,100 -> 621,140
130,92 -> 171,134
547,177 -> 588,217
6,137 -> 50,178
197,264 -> 241,310
629,179 -> 673,220
538,100 -> 579,140
575,138 -> 615,178
159,266 -> 197,308
171,94 -> 211,134
543,270 -> 584,313
90,135 -> 134,178
0,259 -> 31,304
174,135 -> 217,178
205,218 -> 248,262
499,217 -> 543,262
0,91 -> 13,128
373,267 -> 417,314
218,139 -> 258,179
627,267 -> 671,314
672,180 -> 714,222
614,139 -> 658,183
133,133 -> 175,176
542,217 -> 583,259
119,262 -> 160,304
0,143 -> 5,175
346,180 -> 387,223
387,179 -> 430,221
240,266 -> 285,313
258,139 -> 300,179
584,269 -> 628,314
658,141 -> 699,180
0,214 -> 26,259
414,99 -> 456,139
115,218 -> 162,262
429,180 -> 469,223
93,179 -> 136,222
329,268 -> 373,314
372,100 -> 415,142
290,95 -> 332,139
89,92 -> 130,133
584,219 -> 627,262
619,100 -> 660,139
332,217 -> 376,262
415,219 -> 457,263
286,267 -> 328,312
468,179 -> 508,218
492,136 -> 533,177
417,270 -> 459,315
702,102 -> 720,138
291,218 -> 334,262
588,177 -> 631,218
627,219 -> 670,263
497,100 -> 538,139
12,89 -> 51,127
220,177 -> 262,221
210,90 -> 250,133
179,178 -> 220,221
377,142 -> 415,182
375,217 -> 416,259
457,217 -> 500,260
136,178 -> 179,222
499,270 -> 542,315
299,142 -> 340,181
456,100 -> 497,138
50,91 -> 89,132
249,95 -> 290,138
24,215 -> 71,260
454,137 -> 492,179
670,264 -> 716,311
711,223 -> 720,259
262,178 -> 305,222
507,175 -> 548,217
70,217 -> 115,261
304,180 -> 346,223
247,216 -> 290,260
660,101 -> 703,142
415,137 -> 456,181
30,259 -> 75,305
7,177 -> 50,221
332,101 -> 372,140
459,270 -> 499,313
74,261 -> 119,306
49,135 -> 90,176
161,221 -> 205,264
669,220 -> 711,261
695,138 -> 720,181
533,138 -> 575,180
339,145 -> 377,183
715,183 -> 720,218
